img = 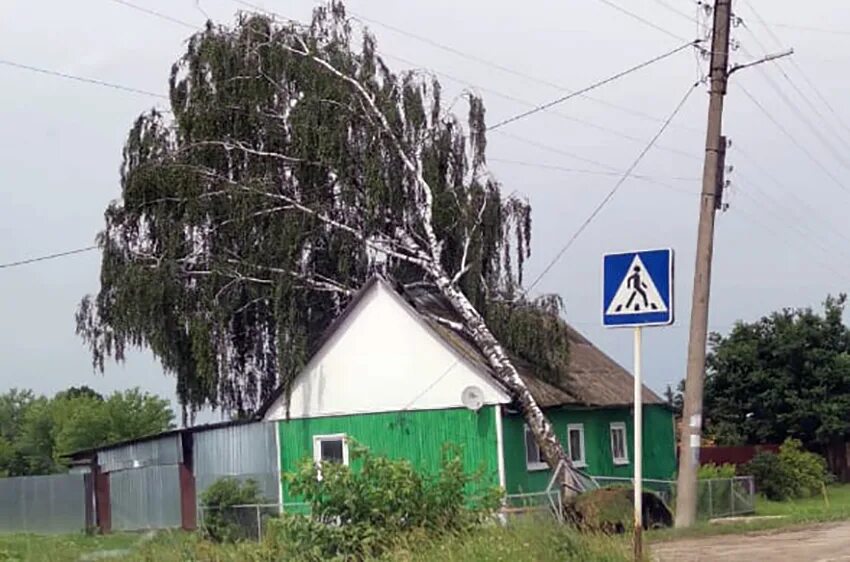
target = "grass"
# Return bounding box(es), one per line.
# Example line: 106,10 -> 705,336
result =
0,532 -> 139,562
0,520 -> 638,562
650,483 -> 850,542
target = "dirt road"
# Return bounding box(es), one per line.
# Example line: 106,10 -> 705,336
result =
652,522 -> 850,562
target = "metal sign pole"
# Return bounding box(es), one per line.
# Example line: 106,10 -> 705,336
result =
633,326 -> 643,560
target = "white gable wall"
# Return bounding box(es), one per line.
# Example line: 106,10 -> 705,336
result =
264,280 -> 509,421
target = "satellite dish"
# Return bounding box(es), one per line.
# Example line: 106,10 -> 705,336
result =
461,386 -> 485,412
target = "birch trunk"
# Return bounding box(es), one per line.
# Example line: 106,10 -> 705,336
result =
430,274 -> 582,493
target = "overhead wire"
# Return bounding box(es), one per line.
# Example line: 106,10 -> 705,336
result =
287,0 -> 702,132
652,0 -> 699,23
0,59 -> 167,99
0,247 -> 98,270
525,81 -> 700,293
488,40 -> 699,130
106,0 -> 198,29
382,52 -> 702,161
737,84 -> 850,197
737,1 -> 850,148
592,0 -> 691,41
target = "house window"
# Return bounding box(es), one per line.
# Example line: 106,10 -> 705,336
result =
567,424 -> 586,467
313,434 -> 349,466
610,422 -> 629,465
524,426 -> 547,471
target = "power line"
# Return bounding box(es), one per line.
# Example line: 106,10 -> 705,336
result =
525,81 -> 699,293
383,52 -> 702,162
100,0 -> 701,200
652,0 -> 699,23
770,23 -> 850,36
296,1 -> 701,132
489,40 -> 698,130
738,3 -> 850,150
0,246 -> 98,270
737,83 -> 850,197
488,157 -> 700,184
106,0 -> 198,29
593,0 -> 691,41
0,59 -> 167,99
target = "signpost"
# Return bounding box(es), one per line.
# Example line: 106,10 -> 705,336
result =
603,248 -> 674,560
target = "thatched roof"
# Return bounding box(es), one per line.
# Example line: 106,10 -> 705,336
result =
399,281 -> 663,408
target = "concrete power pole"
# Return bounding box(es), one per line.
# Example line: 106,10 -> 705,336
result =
675,0 -> 732,528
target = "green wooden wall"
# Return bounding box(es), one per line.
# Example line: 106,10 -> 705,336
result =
277,406 -> 500,502
502,404 -> 676,494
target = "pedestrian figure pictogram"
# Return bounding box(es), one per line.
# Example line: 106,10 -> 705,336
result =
603,249 -> 673,327
618,265 -> 658,312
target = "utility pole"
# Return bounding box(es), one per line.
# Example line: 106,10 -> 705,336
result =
674,0 -> 732,528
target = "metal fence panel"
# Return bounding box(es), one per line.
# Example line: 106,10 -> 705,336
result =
0,474 -> 88,534
109,465 -> 182,531
99,435 -> 182,473
193,422 -> 279,502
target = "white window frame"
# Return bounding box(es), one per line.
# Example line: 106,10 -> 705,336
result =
524,425 -> 548,471
567,423 -> 587,468
610,422 -> 629,465
312,433 -> 350,466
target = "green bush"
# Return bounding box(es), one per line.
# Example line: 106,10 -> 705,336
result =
698,462 -> 737,479
200,477 -> 267,543
268,443 -> 502,561
742,439 -> 828,501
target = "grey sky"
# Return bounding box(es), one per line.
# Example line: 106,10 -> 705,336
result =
1,0 -> 848,419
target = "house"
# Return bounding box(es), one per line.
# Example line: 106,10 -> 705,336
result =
61,275 -> 675,534
259,276 -> 676,501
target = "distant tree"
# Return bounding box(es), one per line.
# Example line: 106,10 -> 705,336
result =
1,387 -> 175,476
704,295 -> 850,458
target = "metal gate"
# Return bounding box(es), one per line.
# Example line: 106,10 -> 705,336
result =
109,465 -> 182,531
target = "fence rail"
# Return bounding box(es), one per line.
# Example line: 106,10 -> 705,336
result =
591,476 -> 755,520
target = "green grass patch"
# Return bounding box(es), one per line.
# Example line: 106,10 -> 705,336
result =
0,532 -> 139,562
34,520 -> 638,562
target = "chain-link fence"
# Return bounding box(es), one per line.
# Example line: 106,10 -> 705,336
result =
504,490 -> 563,521
197,503 -> 280,542
590,476 -> 755,520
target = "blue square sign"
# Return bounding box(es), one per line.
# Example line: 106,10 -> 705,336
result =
603,248 -> 674,328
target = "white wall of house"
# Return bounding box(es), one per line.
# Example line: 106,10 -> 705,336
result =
264,280 -> 509,421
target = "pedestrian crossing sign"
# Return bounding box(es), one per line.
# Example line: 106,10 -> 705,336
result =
603,248 -> 673,327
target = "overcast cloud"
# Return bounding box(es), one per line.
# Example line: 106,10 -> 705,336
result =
2,0 -> 848,421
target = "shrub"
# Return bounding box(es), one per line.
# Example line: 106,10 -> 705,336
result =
777,438 -> 829,497
742,439 -> 828,501
200,477 -> 267,543
698,462 -> 737,479
268,443 -> 502,561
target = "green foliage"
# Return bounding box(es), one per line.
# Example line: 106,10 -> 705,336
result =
0,387 -> 174,476
270,443 -> 502,561
698,463 -> 737,480
200,477 -> 267,543
704,295 -> 850,451
76,1 -> 570,418
742,439 -> 829,501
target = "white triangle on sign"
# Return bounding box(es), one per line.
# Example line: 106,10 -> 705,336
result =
606,255 -> 668,316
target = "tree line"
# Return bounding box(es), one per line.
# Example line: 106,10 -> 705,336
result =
0,386 -> 173,477
668,295 -> 850,474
